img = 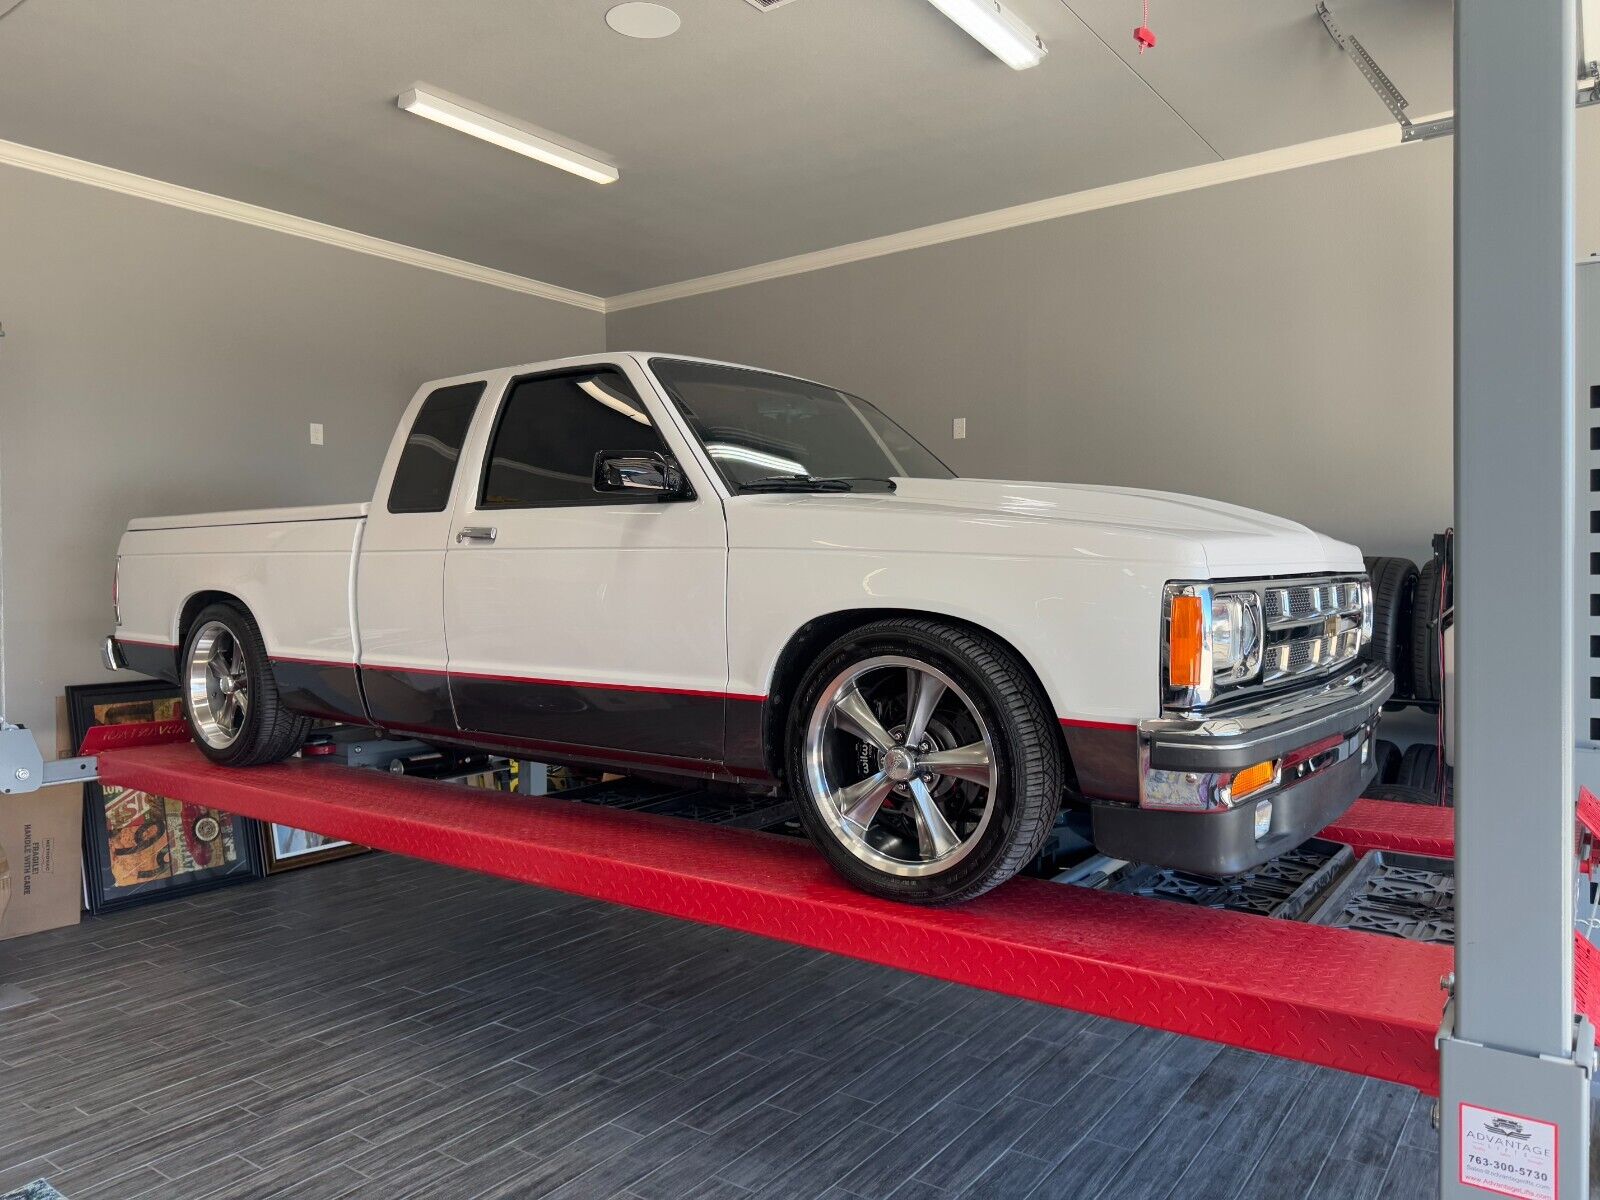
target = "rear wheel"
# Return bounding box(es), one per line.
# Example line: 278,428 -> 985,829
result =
787,618 -> 1062,904
182,603 -> 311,766
1397,742 -> 1451,802
1361,555 -> 1417,694
1410,560 -> 1445,703
1372,738 -> 1402,785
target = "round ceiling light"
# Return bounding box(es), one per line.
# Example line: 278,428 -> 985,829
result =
605,3 -> 681,39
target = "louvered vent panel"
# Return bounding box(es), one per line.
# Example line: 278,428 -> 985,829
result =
743,0 -> 803,9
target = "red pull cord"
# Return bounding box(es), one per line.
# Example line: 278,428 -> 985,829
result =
1134,0 -> 1156,53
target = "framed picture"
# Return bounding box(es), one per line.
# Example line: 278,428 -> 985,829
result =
66,680 -> 263,913
259,822 -> 365,873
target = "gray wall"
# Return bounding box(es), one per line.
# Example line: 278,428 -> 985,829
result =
0,164 -> 604,750
611,128 -> 1598,566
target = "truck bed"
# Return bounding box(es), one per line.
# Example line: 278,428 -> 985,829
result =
116,505 -> 366,669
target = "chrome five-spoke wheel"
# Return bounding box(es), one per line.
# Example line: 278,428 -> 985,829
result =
804,655 -> 999,878
181,602 -> 311,766
789,619 -> 1063,903
186,619 -> 251,750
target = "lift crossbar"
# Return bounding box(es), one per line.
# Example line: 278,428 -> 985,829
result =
100,741 -> 1452,1091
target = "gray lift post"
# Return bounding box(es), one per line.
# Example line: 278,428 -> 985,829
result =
1442,0 -> 1594,1195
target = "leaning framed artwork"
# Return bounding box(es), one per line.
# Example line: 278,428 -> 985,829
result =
259,823 -> 365,873
66,680 -> 262,913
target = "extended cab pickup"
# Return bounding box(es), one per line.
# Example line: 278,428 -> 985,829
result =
108,353 -> 1392,903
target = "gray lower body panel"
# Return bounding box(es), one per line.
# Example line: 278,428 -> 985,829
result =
1089,750 -> 1375,877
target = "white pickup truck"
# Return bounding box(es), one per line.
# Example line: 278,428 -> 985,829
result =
108,352 -> 1392,903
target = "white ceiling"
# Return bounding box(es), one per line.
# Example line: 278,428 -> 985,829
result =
0,0 -> 1452,296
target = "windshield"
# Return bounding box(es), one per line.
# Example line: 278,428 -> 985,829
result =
649,358 -> 955,493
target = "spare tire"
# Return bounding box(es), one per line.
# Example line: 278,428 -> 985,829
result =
1361,556 -> 1418,695
1410,560 -> 1445,703
1363,782 -> 1443,806
1372,738 -> 1402,784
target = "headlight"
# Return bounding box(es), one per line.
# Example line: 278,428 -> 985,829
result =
1163,584 -> 1262,708
1211,592 -> 1262,683
1359,578 -> 1374,645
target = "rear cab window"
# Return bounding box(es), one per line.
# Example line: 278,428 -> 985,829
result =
387,381 -> 487,514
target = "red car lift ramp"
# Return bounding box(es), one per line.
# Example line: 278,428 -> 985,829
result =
97,740 -> 1453,1094
1320,797 -> 1455,860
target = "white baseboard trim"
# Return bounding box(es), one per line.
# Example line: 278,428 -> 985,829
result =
0,137 -> 607,313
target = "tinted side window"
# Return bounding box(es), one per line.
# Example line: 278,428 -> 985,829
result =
387,381 -> 486,514
480,370 -> 669,508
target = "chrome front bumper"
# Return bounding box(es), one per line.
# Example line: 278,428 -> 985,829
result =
102,635 -> 127,672
1089,662 -> 1394,876
1140,661 -> 1394,775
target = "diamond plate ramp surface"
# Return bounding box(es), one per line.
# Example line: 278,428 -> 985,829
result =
1321,797 -> 1455,858
100,742 -> 1451,1093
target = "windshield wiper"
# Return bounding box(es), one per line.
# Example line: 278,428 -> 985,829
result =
740,474 -> 854,493
739,475 -> 897,494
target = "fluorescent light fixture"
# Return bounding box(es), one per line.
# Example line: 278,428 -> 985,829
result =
924,0 -> 1047,69
398,85 -> 619,184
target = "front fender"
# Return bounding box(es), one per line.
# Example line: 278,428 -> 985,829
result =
730,549 -> 1169,726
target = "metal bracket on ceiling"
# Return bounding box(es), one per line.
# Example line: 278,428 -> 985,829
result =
1315,1 -> 1453,143
1317,1 -> 1600,144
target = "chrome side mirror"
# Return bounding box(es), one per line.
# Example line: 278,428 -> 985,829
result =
593,451 -> 690,498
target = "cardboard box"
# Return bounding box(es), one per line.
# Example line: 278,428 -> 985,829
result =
0,701 -> 84,941
0,785 -> 83,940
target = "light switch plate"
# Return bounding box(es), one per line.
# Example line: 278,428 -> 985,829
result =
309,422 -> 324,446
953,418 -> 967,440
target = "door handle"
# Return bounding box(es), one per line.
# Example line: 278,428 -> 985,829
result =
456,526 -> 498,544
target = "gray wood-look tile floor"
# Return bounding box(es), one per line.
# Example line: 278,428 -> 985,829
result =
0,852 -> 1440,1200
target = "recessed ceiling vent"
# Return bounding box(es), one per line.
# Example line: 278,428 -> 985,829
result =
744,0 -> 802,10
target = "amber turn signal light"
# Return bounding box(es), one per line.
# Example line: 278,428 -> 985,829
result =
1231,760 -> 1277,801
1168,594 -> 1204,688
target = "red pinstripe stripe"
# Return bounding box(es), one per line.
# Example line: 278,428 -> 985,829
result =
275,654 -> 766,704
116,637 -> 176,650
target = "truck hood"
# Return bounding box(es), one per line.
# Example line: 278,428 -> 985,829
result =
728,477 -> 1362,577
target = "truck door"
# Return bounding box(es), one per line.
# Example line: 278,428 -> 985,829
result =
442,360 -> 730,772
356,377 -> 487,733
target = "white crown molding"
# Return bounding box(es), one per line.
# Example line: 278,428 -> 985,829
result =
607,117 -> 1441,313
2,116 -> 1450,320
0,137 -> 607,313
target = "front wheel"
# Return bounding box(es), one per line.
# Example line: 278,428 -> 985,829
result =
787,618 -> 1063,904
182,603 -> 312,766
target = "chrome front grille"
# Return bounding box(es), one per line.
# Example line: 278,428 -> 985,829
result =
1262,577 -> 1366,685
1263,581 -> 1365,626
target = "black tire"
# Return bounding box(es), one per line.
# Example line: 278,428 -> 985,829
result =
1363,782 -> 1444,806
1410,560 -> 1445,703
786,618 -> 1063,904
1361,556 -> 1417,694
181,602 -> 312,766
1396,742 -> 1451,801
1372,738 -> 1402,785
